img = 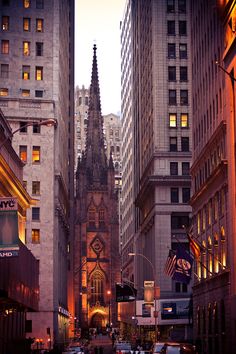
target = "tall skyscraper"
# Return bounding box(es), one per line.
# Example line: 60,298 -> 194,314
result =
190,1 -> 236,353
0,0 -> 74,349
75,45 -> 120,331
120,0 -> 192,341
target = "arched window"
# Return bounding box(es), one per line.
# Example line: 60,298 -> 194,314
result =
90,271 -> 104,305
214,233 -> 219,273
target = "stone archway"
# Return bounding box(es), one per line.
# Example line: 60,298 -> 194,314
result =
90,312 -> 105,331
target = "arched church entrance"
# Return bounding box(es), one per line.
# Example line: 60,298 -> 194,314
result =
90,312 -> 105,332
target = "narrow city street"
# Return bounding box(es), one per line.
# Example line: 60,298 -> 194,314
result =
90,335 -> 113,354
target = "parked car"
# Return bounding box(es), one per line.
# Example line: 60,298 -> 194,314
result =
161,342 -> 196,354
115,340 -> 132,353
67,345 -> 84,353
152,342 -> 166,353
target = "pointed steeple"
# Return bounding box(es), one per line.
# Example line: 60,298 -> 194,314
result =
84,45 -> 108,187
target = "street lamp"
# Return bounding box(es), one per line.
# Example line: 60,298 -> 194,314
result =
107,290 -> 111,327
0,119 -> 57,151
128,252 -> 159,342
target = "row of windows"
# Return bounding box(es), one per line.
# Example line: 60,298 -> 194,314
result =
168,66 -> 188,81
171,187 -> 190,203
196,190 -> 226,234
169,90 -> 188,105
2,0 -> 44,8
20,145 -> 40,163
169,113 -> 189,128
167,0 -> 186,13
168,43 -> 187,59
167,20 -> 187,36
170,136 -> 190,152
2,17 -> 44,32
0,87 -> 43,98
170,161 -> 190,176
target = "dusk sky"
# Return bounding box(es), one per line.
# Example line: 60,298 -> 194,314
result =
75,0 -> 126,116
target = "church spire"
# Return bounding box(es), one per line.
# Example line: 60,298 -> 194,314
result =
84,45 -> 108,187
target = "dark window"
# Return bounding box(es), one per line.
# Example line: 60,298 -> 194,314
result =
170,162 -> 178,175
170,137 -> 177,151
182,188 -> 190,203
178,0 -> 186,13
2,0 -> 10,5
85,96 -> 89,105
179,43 -> 187,59
171,213 -> 189,229
168,43 -> 176,58
36,0 -> 44,8
32,207 -> 40,221
33,123 -> 41,133
32,181 -> 40,195
167,0 -> 175,12
167,21 -> 175,35
2,16 -> 9,30
179,21 -> 187,35
169,90 -> 177,105
168,66 -> 176,81
180,90 -> 188,105
180,66 -> 188,81
175,282 -> 181,292
36,42 -> 43,56
171,188 -> 179,203
182,162 -> 190,175
35,90 -> 43,97
0,64 -> 9,78
181,137 -> 189,151
20,121 -> 27,133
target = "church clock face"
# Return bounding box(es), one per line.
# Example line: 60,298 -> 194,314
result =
91,237 -> 104,256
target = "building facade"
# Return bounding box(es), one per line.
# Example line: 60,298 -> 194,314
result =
0,109 -> 39,354
190,1 -> 236,353
120,0 -> 192,342
0,0 -> 74,349
75,45 -> 120,332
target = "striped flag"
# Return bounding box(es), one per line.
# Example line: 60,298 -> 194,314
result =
164,250 -> 177,278
188,234 -> 201,259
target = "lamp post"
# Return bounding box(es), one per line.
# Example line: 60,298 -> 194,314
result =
107,290 -> 111,327
128,252 -> 159,342
0,119 -> 57,151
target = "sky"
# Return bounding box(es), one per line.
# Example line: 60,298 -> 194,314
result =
75,0 -> 126,116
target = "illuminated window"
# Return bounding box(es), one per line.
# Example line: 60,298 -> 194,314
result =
1,64 -> 9,78
32,229 -> 40,243
90,271 -> 104,304
1,40 -> 9,54
22,65 -> 30,80
202,241 -> 207,278
214,233 -> 219,273
36,18 -> 43,32
32,181 -> 40,195
208,236 -> 213,275
2,16 -> 9,31
23,18 -> 30,31
169,113 -> 177,127
22,89 -> 30,97
202,206 -> 206,231
180,113 -> 188,128
32,146 -> 40,163
197,212 -> 200,234
35,66 -> 43,80
220,226 -> 226,268
0,88 -> 8,96
19,145 -> 27,163
23,41 -> 30,56
32,207 -> 40,221
23,0 -> 30,8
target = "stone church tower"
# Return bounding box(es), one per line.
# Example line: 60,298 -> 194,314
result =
75,45 -> 120,332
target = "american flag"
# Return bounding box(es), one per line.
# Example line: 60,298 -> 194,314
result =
164,250 -> 177,278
